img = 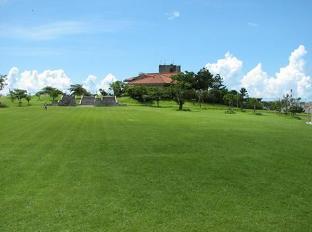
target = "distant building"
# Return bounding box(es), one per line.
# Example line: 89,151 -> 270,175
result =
125,64 -> 181,87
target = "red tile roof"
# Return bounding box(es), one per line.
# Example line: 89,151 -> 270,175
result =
126,72 -> 177,85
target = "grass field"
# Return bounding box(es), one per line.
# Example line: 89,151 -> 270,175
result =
1,98 -> 312,231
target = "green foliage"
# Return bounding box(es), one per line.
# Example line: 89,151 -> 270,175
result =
225,109 -> 236,114
9,89 -> 28,106
0,74 -> 7,92
41,86 -> 63,103
247,98 -> 263,112
239,87 -> 248,109
289,98 -> 304,115
171,72 -> 195,110
25,94 -> 32,105
69,84 -> 90,96
223,93 -> 235,108
127,86 -> 149,102
110,81 -> 126,97
35,90 -> 45,100
99,88 -> 109,96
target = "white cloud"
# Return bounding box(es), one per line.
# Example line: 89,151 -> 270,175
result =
0,21 -> 87,40
167,11 -> 180,20
83,73 -> 117,94
0,20 -> 133,40
205,52 -> 243,87
240,64 -> 270,98
83,75 -> 98,94
241,45 -> 312,99
248,22 -> 259,27
98,73 -> 117,93
2,67 -> 117,95
3,67 -> 72,94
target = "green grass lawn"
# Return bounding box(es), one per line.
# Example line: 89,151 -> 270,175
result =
1,100 -> 312,231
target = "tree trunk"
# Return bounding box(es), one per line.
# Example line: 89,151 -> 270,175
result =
179,101 -> 183,111
254,104 -> 256,113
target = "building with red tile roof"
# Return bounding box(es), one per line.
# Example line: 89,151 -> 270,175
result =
125,64 -> 181,87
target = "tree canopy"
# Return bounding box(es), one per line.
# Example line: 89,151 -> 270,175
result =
41,86 -> 63,102
69,84 -> 90,96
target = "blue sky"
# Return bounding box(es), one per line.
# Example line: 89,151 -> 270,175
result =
1,0 -> 312,99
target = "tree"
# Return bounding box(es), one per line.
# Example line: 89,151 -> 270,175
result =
11,89 -> 27,106
0,74 -> 7,105
223,93 -> 235,110
127,86 -> 149,102
69,84 -> 90,96
239,87 -> 248,109
99,88 -> 109,96
35,90 -> 45,100
8,90 -> 16,103
211,74 -> 224,90
41,86 -> 63,102
171,72 -> 194,110
149,87 -> 163,107
195,89 -> 204,108
248,98 -> 262,113
289,97 -> 304,116
25,94 -> 32,106
282,93 -> 290,114
194,68 -> 214,90
110,81 -> 125,97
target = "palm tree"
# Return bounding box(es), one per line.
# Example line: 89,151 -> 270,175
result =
69,84 -> 90,96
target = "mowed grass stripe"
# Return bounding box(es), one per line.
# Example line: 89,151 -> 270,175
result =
1,106 -> 312,231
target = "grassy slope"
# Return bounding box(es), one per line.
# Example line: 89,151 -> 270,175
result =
0,101 -> 312,231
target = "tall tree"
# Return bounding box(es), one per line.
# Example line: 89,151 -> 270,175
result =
69,84 -> 90,96
211,74 -> 224,90
239,87 -> 248,109
194,68 -> 214,90
171,72 -> 194,110
282,93 -> 290,114
194,68 -> 214,108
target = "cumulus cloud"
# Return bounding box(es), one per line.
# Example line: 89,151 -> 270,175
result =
241,45 -> 312,99
205,52 -> 243,87
2,67 -> 117,95
3,67 -> 71,94
98,73 -> 117,92
83,75 -> 98,94
83,73 -> 117,94
167,11 -> 180,20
